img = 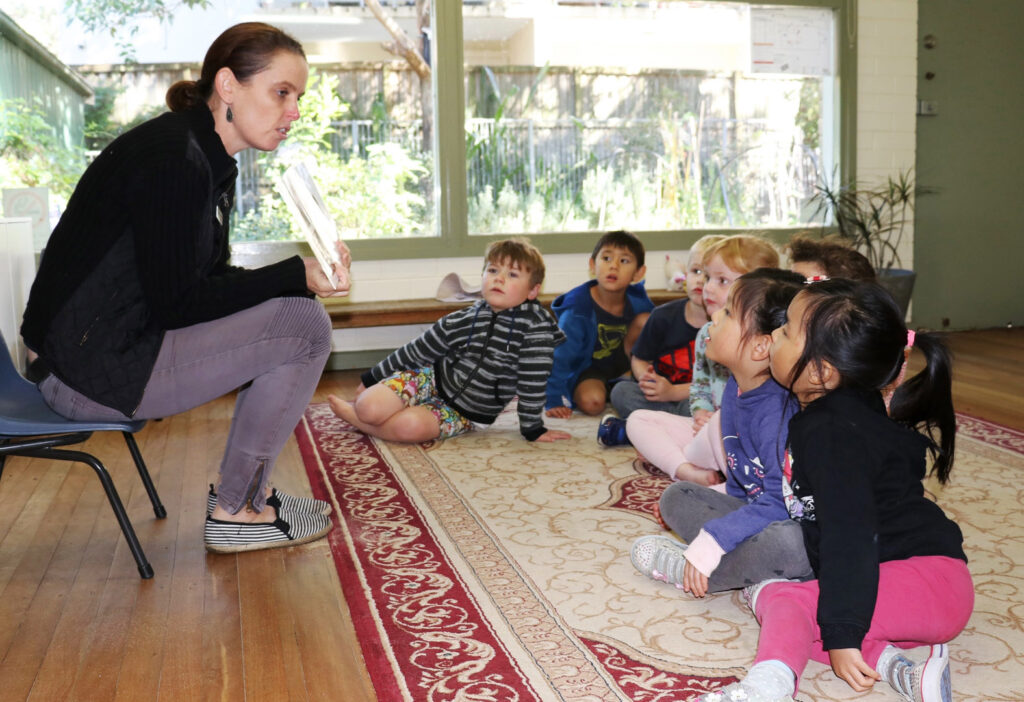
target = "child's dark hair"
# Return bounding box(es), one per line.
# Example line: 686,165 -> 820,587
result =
591,230 -> 645,267
786,279 -> 955,482
787,234 -> 876,282
484,238 -> 546,287
730,268 -> 806,344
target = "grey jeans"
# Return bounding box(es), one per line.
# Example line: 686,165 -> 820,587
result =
39,296 -> 332,514
610,379 -> 691,418
658,480 -> 813,592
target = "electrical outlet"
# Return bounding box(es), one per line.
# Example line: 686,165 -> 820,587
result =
917,100 -> 939,116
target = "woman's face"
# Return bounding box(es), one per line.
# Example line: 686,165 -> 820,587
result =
224,50 -> 308,154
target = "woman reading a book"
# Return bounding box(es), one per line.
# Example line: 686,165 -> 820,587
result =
21,22 -> 350,553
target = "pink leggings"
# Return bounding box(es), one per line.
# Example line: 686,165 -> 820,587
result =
752,556 -> 974,686
626,409 -> 726,479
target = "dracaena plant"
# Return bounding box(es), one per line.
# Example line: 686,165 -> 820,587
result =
811,170 -> 931,271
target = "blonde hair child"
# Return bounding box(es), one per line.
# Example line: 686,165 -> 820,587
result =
625,234 -> 779,483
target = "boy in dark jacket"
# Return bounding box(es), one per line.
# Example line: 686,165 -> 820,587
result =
329,239 -> 570,443
545,230 -> 654,418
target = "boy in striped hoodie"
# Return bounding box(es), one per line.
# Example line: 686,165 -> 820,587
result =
328,239 -> 571,443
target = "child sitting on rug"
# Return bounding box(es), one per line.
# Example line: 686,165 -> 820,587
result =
785,234 -> 876,283
784,234 -> 916,412
328,239 -> 571,443
544,230 -> 655,418
630,269 -> 814,597
696,279 -> 970,702
623,235 -> 780,477
599,235 -> 723,442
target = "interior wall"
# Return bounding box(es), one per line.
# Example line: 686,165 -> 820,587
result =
914,0 -> 1024,330
856,0 -> 918,270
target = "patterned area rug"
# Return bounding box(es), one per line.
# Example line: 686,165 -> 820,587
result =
295,405 -> 1024,702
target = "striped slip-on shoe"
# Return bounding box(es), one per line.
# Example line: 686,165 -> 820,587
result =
204,510 -> 332,554
207,484 -> 332,516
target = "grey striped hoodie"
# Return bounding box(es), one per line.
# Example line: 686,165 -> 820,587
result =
361,299 -> 565,440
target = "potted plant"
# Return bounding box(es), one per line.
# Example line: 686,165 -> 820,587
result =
811,170 -> 929,316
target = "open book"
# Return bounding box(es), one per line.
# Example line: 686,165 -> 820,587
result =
276,162 -> 340,288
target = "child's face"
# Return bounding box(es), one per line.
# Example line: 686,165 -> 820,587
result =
589,246 -> 645,294
770,292 -> 818,401
791,259 -> 828,281
685,248 -> 706,305
701,254 -> 744,317
704,291 -> 745,371
482,258 -> 540,312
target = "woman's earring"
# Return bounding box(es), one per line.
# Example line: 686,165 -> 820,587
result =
226,106 -> 233,123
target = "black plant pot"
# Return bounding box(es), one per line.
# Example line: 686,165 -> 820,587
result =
877,268 -> 916,318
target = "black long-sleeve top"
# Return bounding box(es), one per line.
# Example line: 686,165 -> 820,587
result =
786,387 -> 966,651
21,105 -> 309,416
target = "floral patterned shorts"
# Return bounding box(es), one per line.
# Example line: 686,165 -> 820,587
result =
380,367 -> 474,439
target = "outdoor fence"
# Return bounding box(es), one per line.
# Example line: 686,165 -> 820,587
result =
236,114 -> 822,229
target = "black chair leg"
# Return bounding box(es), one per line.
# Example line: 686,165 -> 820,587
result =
56,448 -> 155,579
122,432 -> 167,519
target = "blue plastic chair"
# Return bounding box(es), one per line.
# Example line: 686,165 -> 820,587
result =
0,332 -> 166,578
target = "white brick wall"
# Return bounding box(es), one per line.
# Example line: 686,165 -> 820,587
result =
857,0 -> 918,269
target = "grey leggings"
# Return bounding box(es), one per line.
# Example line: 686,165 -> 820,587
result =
658,481 -> 813,592
39,297 -> 332,514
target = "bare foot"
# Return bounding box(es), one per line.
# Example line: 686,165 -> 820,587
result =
328,394 -> 357,422
674,462 -> 724,486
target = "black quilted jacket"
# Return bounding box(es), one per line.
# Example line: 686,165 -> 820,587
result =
21,105 -> 308,416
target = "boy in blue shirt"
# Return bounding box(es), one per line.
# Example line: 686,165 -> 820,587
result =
545,230 -> 654,418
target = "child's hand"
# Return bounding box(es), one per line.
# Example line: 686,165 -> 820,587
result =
682,561 -> 709,598
828,649 -> 881,692
546,406 -> 572,419
535,429 -> 571,442
692,409 -> 712,433
640,374 -> 683,403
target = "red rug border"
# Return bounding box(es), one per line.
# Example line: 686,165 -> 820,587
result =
294,418 -> 410,702
955,411 -> 1024,454
294,413 -> 546,702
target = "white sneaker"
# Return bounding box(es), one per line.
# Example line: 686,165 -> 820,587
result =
741,578 -> 800,615
630,534 -> 687,589
883,644 -> 951,702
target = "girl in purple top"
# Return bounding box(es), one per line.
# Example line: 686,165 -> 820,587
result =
630,269 -> 813,596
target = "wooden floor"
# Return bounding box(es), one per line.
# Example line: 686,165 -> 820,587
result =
0,328 -> 1020,701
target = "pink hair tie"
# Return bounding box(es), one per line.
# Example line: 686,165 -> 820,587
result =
906,330 -> 916,348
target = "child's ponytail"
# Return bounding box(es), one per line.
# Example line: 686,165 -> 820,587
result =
791,280 -> 957,483
888,332 -> 956,483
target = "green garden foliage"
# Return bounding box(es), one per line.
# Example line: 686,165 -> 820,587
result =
0,98 -> 85,204
230,70 -> 429,242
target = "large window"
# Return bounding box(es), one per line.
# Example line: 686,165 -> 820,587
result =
464,3 -> 837,236
236,0 -> 852,259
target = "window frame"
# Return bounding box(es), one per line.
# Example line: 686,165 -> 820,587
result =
235,0 -> 856,263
